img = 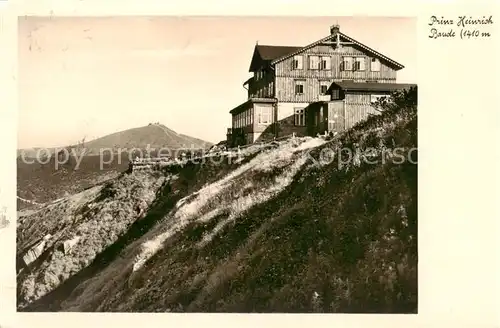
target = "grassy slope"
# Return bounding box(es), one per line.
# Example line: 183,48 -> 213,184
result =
19,88 -> 417,313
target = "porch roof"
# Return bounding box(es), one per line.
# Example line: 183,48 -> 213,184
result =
329,81 -> 417,93
229,98 -> 277,115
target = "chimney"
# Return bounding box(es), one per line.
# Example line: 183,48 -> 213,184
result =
330,24 -> 340,35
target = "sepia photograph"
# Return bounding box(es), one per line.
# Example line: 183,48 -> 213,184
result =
16,16 -> 418,313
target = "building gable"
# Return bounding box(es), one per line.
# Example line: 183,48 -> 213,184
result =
271,32 -> 404,70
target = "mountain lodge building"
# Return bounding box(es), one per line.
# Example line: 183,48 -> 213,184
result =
227,24 -> 416,147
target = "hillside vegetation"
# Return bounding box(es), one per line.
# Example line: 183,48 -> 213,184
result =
17,87 -> 417,313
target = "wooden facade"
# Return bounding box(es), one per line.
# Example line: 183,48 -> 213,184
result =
228,24 -> 415,146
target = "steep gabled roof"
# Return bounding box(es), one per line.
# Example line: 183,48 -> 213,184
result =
256,45 -> 303,60
270,32 -> 405,70
249,45 -> 302,72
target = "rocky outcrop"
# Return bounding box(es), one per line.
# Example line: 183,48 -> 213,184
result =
22,234 -> 52,267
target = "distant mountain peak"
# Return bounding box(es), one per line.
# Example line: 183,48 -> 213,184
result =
18,124 -> 213,157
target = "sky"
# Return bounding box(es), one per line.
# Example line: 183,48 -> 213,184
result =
18,16 -> 417,149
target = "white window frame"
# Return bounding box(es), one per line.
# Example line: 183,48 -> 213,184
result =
371,58 -> 381,72
292,55 -> 303,70
355,57 -> 365,71
294,108 -> 306,126
295,80 -> 305,95
257,106 -> 273,125
320,56 -> 331,70
343,56 -> 354,71
309,55 -> 320,70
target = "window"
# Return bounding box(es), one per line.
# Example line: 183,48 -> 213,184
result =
257,106 -> 273,125
294,108 -> 306,126
292,55 -> 303,70
320,56 -> 331,70
343,56 -> 354,71
371,58 -> 381,72
355,57 -> 365,71
319,81 -> 330,95
295,80 -> 305,95
309,55 -> 320,70
342,56 -> 365,71
331,89 -> 340,100
255,70 -> 265,80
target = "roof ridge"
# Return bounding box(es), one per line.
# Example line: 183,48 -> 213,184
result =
256,44 -> 303,47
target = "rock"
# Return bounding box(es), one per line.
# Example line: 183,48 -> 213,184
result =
22,234 -> 52,266
63,236 -> 81,255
